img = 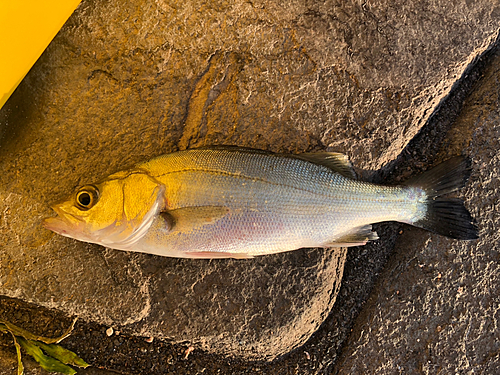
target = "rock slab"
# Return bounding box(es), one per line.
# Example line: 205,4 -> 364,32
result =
1,0 -> 500,361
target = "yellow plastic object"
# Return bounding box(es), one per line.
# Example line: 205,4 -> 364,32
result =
0,1 -> 82,110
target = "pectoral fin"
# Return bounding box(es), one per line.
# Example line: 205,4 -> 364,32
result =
162,206 -> 229,234
325,225 -> 379,247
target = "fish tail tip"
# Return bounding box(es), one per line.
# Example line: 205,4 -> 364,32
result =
414,198 -> 479,240
407,156 -> 479,240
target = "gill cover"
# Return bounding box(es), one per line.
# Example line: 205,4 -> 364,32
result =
94,172 -> 166,248
44,172 -> 165,249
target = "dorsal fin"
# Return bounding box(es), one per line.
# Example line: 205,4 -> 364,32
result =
298,152 -> 357,179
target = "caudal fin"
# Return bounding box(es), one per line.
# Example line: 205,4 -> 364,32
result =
405,157 -> 479,240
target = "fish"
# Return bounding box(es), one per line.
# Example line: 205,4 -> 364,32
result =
43,146 -> 478,258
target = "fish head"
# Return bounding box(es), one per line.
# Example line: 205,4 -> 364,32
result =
43,172 -> 165,249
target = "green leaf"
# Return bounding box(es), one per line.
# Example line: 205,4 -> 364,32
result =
35,341 -> 89,368
0,318 -> 77,344
1,324 -> 24,374
11,334 -> 24,375
17,337 -> 76,375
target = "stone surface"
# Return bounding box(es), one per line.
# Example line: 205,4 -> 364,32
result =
336,45 -> 500,374
0,0 -> 500,363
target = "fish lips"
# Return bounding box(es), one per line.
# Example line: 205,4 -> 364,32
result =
43,204 -> 86,239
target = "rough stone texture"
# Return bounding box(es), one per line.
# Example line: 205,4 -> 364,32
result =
336,46 -> 500,375
136,250 -> 344,359
0,0 -> 500,364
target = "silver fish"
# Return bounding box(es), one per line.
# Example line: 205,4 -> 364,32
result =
43,147 -> 478,258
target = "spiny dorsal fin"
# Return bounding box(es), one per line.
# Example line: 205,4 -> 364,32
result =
324,225 -> 379,247
298,152 -> 357,179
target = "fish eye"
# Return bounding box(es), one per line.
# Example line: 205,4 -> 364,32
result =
75,185 -> 99,210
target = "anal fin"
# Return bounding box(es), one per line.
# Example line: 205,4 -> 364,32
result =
325,225 -> 379,247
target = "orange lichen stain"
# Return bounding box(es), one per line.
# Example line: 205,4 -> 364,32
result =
1,258 -> 19,289
289,28 -> 317,74
348,72 -> 360,89
180,52 -> 244,149
179,53 -> 224,150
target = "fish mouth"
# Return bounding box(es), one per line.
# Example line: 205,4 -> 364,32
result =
42,216 -> 72,236
42,205 -> 85,238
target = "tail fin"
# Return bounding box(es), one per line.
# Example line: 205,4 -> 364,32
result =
405,157 -> 479,240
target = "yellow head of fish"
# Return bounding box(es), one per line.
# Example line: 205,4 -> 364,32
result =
43,171 -> 165,249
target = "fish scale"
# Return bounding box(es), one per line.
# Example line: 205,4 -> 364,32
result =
132,148 -> 419,257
